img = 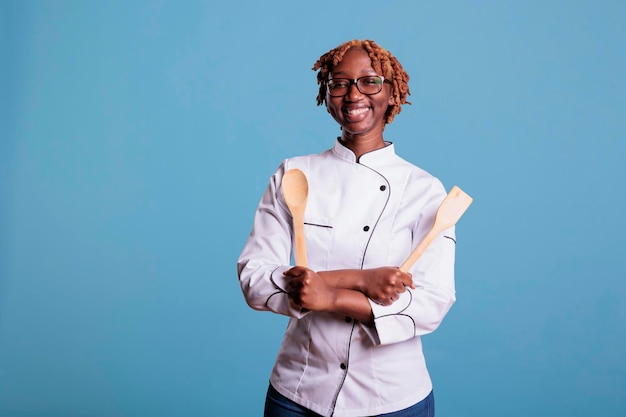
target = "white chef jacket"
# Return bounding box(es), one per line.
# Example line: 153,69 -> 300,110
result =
237,139 -> 456,417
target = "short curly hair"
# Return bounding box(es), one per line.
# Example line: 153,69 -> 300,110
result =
312,39 -> 411,125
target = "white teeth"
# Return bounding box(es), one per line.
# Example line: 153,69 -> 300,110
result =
346,108 -> 368,115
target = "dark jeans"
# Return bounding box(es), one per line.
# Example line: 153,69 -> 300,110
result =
264,384 -> 435,417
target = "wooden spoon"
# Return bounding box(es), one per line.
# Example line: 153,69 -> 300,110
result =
281,169 -> 309,267
399,185 -> 473,272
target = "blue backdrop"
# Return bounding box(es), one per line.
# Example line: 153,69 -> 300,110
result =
1,1 -> 624,416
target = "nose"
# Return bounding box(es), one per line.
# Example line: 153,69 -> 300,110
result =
346,81 -> 363,101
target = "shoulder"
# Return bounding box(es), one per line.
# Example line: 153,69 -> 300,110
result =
282,147 -> 337,172
388,152 -> 441,182
385,153 -> 448,201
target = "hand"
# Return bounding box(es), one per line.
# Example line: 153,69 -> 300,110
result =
360,267 -> 414,306
284,267 -> 335,312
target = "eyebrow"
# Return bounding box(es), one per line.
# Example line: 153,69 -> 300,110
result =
331,69 -> 378,77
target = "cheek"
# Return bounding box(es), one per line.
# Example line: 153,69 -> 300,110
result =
326,100 -> 342,119
328,107 -> 343,125
384,84 -> 395,105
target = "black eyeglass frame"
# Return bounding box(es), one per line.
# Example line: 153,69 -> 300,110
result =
326,75 -> 390,97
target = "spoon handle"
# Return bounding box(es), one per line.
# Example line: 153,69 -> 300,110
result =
293,213 -> 308,267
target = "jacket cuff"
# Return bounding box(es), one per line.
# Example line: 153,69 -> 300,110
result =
363,292 -> 413,345
268,265 -> 311,319
269,265 -> 292,292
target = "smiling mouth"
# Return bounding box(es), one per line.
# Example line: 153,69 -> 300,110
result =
345,107 -> 369,116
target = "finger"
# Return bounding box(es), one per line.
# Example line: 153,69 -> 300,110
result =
288,291 -> 301,306
291,266 -> 309,275
402,277 -> 415,289
284,271 -> 300,279
284,266 -> 307,277
406,273 -> 415,289
289,275 -> 306,288
375,298 -> 393,306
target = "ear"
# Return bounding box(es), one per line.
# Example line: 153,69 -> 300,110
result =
388,95 -> 395,106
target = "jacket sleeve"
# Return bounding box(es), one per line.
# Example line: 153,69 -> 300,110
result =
237,163 -> 309,319
361,179 -> 457,346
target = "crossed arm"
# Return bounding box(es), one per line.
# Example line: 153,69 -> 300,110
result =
284,266 -> 414,324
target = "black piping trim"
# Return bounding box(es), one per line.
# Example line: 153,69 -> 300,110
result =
375,313 -> 417,338
265,290 -> 285,308
304,222 -> 333,228
357,165 -> 391,269
374,291 -> 415,335
330,320 -> 356,413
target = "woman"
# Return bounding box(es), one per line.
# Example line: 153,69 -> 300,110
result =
237,39 -> 456,417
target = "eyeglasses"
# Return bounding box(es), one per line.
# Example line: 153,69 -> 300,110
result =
327,75 -> 388,97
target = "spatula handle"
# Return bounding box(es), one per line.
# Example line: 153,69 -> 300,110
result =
399,185 -> 472,272
399,229 -> 438,273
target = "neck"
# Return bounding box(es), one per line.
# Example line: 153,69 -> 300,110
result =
340,130 -> 386,160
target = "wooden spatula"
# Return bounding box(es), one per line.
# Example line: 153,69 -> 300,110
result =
399,186 -> 473,272
281,169 -> 309,267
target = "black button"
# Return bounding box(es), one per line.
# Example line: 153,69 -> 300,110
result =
345,316 -> 352,323
363,226 -> 370,232
380,185 -> 386,191
340,363 -> 347,370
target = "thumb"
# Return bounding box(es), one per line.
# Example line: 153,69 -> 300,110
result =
405,273 -> 415,289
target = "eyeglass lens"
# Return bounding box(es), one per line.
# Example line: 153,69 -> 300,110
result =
327,76 -> 384,96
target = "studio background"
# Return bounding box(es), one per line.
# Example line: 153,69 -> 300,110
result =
1,1 -> 624,416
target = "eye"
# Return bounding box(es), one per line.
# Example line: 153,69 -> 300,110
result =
329,79 -> 350,89
361,76 -> 381,86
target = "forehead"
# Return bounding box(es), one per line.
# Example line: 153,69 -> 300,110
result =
331,47 -> 382,76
